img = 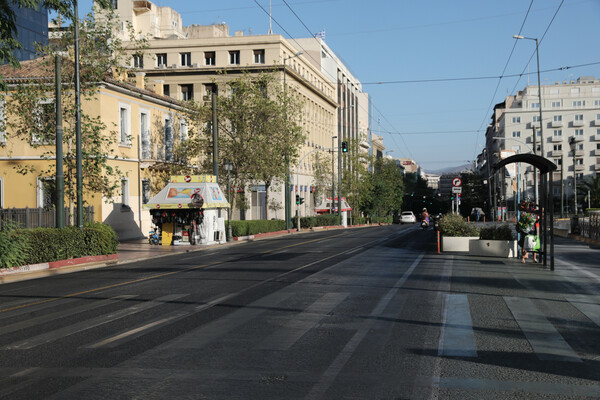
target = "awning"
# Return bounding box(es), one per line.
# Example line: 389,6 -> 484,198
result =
143,175 -> 230,210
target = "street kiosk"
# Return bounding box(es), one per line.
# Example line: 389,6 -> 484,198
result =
143,175 -> 230,246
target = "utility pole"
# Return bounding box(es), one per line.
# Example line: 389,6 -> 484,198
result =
74,0 -> 83,228
212,90 -> 218,182
55,56 -> 64,228
560,154 -> 564,218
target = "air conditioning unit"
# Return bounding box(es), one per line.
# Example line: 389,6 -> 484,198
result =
192,63 -> 200,68
157,64 -> 166,69
168,64 -> 177,68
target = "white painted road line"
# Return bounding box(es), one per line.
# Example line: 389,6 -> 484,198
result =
504,296 -> 582,363
438,294 -> 478,357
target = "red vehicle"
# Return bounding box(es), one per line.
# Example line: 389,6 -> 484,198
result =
314,197 -> 352,215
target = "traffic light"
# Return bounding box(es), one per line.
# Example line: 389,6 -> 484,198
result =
299,197 -> 305,205
341,141 -> 348,153
295,194 -> 300,205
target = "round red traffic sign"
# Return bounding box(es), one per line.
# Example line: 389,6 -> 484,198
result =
452,177 -> 462,187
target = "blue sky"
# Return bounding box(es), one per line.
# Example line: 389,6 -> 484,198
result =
75,0 -> 600,172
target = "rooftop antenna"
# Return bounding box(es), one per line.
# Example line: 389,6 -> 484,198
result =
268,0 -> 272,34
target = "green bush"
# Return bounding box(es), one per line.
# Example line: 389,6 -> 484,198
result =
0,223 -> 118,269
439,214 -> 479,237
229,220 -> 286,237
479,224 -> 514,241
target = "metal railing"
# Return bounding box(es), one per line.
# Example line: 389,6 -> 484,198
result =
0,207 -> 94,230
579,212 -> 600,241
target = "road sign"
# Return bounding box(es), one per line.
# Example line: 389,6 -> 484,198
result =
452,177 -> 462,187
452,186 -> 462,194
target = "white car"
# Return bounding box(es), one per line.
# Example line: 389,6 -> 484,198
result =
400,211 -> 416,224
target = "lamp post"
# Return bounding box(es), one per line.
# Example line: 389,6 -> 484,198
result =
492,136 -> 536,203
513,35 -> 544,156
283,50 -> 303,231
224,160 -> 233,241
331,135 -> 337,214
569,137 -> 578,215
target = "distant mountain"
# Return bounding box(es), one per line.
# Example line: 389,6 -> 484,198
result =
428,163 -> 475,176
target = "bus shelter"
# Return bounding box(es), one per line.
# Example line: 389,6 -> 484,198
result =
143,175 -> 230,246
493,154 -> 557,270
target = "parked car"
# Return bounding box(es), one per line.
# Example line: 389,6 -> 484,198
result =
400,211 -> 416,224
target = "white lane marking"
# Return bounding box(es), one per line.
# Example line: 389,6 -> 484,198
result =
345,247 -> 363,255
438,294 -> 477,357
505,296 -> 581,363
4,294 -> 187,350
305,252 -> 425,400
256,292 -> 349,351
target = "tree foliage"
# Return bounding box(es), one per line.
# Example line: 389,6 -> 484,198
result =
358,158 -> 404,218
203,71 -> 305,219
3,8 -> 148,214
340,138 -> 370,216
580,175 -> 600,209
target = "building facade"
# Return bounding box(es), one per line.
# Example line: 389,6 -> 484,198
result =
0,58 -> 193,239
484,76 -> 600,213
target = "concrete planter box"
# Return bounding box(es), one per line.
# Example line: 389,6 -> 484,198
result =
469,240 -> 518,258
441,236 -> 479,252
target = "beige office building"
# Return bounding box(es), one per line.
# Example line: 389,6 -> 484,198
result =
100,1 -> 341,220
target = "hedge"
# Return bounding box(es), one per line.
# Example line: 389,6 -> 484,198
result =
229,220 -> 287,237
439,214 -> 479,237
0,223 -> 118,269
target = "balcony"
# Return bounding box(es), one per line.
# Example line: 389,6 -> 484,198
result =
528,122 -> 541,129
133,1 -> 152,13
593,135 -> 600,142
551,135 -> 563,143
571,120 -> 585,127
550,150 -> 563,157
550,121 -> 563,128
575,164 -> 585,172
592,120 -> 600,127
595,164 -> 600,171
572,150 -> 584,157
594,149 -> 600,157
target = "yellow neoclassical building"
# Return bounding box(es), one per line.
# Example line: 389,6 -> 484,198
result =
0,58 -> 195,239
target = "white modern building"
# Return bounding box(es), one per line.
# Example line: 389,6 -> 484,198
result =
483,76 -> 600,213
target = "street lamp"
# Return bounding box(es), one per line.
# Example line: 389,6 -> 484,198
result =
283,50 -> 303,231
385,150 -> 394,157
331,135 -> 337,214
224,160 -> 233,241
513,35 -> 544,156
492,136 -> 536,203
569,137 -> 578,215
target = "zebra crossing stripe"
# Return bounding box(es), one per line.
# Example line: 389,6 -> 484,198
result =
504,296 -> 582,363
438,294 -> 477,357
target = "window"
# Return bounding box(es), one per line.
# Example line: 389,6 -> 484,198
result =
576,143 -> 584,151
164,116 -> 173,162
553,129 -> 562,137
163,84 -> 170,97
140,111 -> 150,159
553,144 -> 562,151
575,129 -> 584,137
133,54 -> 143,68
553,115 -> 562,122
111,0 -> 117,9
532,115 -> 540,122
37,177 -> 56,209
572,100 -> 583,108
179,119 -> 188,141
205,51 -> 215,66
575,114 -> 584,121
32,100 -> 55,144
156,53 -> 167,67
512,116 -> 520,123
180,84 -> 193,101
531,102 -> 540,109
551,101 -> 561,108
576,158 -> 584,165
229,50 -> 240,65
0,177 -> 3,208
512,131 -> 521,138
180,52 -> 191,66
597,113 -> 600,121
253,49 -> 265,64
571,88 -> 580,96
119,104 -> 131,144
595,100 -> 600,107
142,179 -> 150,205
121,178 -> 129,207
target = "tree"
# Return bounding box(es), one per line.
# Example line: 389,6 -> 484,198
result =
340,138 -> 369,217
0,0 -> 112,88
458,171 -> 486,217
2,8 -> 148,220
205,71 -> 305,219
580,175 -> 600,209
358,158 -> 404,219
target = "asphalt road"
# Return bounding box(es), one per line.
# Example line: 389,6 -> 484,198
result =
0,224 -> 599,399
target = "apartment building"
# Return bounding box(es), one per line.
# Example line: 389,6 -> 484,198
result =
0,58 -> 193,239
101,1 -> 341,221
484,76 -> 600,213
